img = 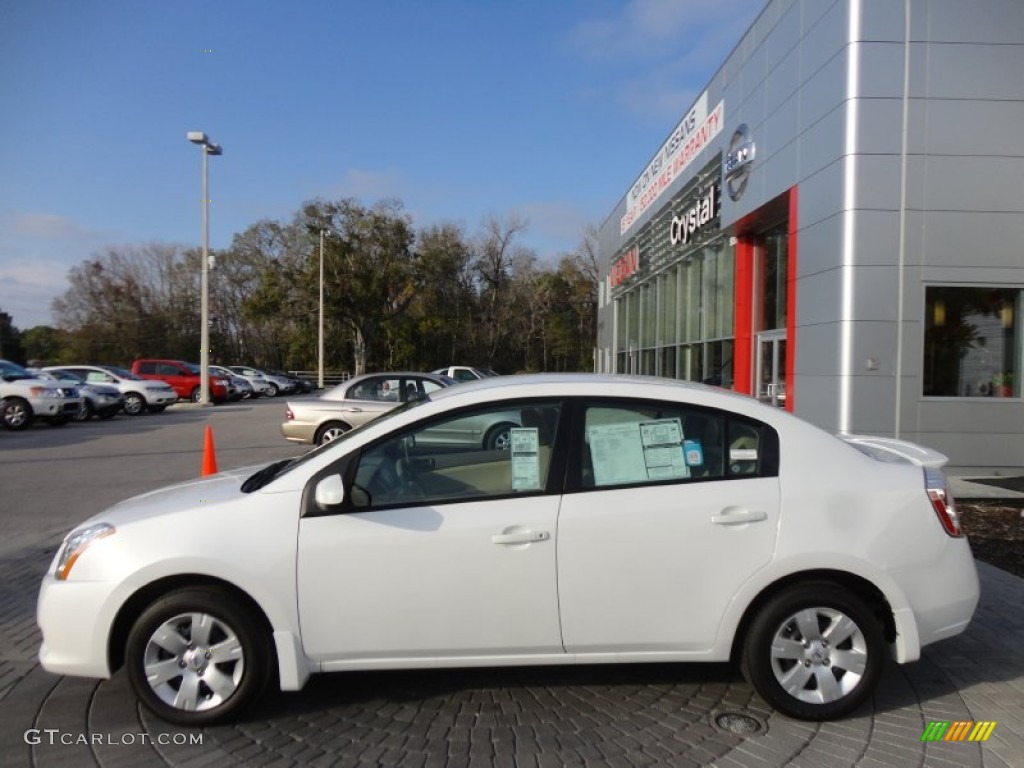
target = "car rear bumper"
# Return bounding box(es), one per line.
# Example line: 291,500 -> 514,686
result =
891,536 -> 980,662
280,422 -> 315,444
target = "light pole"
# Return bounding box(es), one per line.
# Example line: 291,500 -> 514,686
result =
318,228 -> 327,390
187,131 -> 222,405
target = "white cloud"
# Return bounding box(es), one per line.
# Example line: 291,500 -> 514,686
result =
0,213 -> 113,329
568,0 -> 762,123
327,168 -> 408,202
7,213 -> 102,240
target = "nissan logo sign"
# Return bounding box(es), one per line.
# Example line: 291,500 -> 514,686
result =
724,124 -> 755,201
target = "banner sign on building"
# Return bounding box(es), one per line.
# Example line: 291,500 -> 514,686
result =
620,93 -> 724,235
609,247 -> 639,288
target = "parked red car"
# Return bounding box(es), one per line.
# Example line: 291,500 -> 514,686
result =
131,359 -> 229,403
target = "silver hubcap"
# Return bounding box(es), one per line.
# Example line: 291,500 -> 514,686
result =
142,612 -> 244,712
491,429 -> 511,451
320,426 -> 345,444
125,396 -> 143,415
769,607 -> 868,705
5,402 -> 28,427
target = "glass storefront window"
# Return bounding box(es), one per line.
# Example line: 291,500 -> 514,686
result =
760,231 -> 788,331
640,281 -> 656,348
924,287 -> 1021,397
659,267 -> 678,345
683,257 -> 702,342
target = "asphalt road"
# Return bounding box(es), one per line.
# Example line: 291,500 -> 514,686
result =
0,398 -> 1021,767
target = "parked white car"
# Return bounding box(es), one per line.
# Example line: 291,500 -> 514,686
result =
52,365 -> 178,416
432,365 -> 499,382
37,374 -> 978,726
1,359 -> 83,429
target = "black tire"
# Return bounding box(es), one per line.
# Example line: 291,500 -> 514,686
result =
125,587 -> 272,726
123,392 -> 147,416
267,383 -> 280,398
148,405 -> 167,414
483,422 -> 516,451
741,582 -> 885,721
190,386 -> 202,403
315,421 -> 350,446
2,397 -> 33,431
73,401 -> 94,422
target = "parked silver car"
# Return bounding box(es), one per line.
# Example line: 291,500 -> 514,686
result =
34,369 -> 124,420
282,372 -> 524,448
53,365 -> 178,416
210,365 -> 254,400
229,366 -> 295,397
282,372 -> 449,445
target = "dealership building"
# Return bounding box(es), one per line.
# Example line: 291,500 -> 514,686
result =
594,0 -> 1024,470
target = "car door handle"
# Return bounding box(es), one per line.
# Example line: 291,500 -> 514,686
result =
711,508 -> 767,525
491,530 -> 550,545
343,407 -> 362,413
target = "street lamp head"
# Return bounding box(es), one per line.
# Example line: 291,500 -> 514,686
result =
207,143 -> 223,156
187,131 -> 208,145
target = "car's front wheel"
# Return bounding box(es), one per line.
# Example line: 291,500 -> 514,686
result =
2,397 -> 33,430
73,401 -> 94,422
125,587 -> 272,726
741,582 -> 884,721
123,392 -> 146,416
266,383 -> 280,397
190,387 -> 202,403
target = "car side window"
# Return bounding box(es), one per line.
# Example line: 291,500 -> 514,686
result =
350,402 -> 562,509
454,369 -> 476,381
422,380 -> 445,394
578,402 -> 777,489
137,362 -> 156,374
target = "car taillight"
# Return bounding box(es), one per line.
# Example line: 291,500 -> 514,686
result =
924,467 -> 963,537
285,408 -> 294,420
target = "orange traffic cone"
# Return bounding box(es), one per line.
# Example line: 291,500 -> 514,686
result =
201,425 -> 219,476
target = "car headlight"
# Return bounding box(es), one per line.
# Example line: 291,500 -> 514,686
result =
30,387 -> 61,398
55,523 -> 116,580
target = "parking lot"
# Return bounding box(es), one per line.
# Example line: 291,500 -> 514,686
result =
1,399 -> 1022,767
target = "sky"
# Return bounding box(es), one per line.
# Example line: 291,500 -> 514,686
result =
0,0 -> 762,330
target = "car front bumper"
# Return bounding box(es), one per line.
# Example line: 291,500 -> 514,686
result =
37,574 -> 116,678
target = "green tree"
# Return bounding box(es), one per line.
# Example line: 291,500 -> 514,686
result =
0,310 -> 25,363
303,198 -> 420,375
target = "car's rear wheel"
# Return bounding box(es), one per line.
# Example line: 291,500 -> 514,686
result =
123,392 -> 146,416
73,401 -> 94,422
267,383 -> 280,397
315,421 -> 350,446
2,397 -> 33,430
190,387 -> 202,403
741,582 -> 884,721
125,587 -> 271,726
484,422 -> 516,451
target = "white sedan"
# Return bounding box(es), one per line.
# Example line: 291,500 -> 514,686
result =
37,374 -> 979,725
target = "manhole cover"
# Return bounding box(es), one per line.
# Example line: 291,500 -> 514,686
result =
714,711 -> 764,735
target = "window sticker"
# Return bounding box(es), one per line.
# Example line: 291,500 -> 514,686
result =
511,427 -> 541,490
730,448 -> 758,461
683,439 -> 704,467
639,419 -> 690,480
588,422 -> 649,485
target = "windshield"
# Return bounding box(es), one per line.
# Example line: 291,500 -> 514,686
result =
0,360 -> 34,380
247,395 -> 431,490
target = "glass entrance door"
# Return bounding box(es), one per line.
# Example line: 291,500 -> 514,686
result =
756,332 -> 787,407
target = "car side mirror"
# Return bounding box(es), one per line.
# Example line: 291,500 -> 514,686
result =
314,475 -> 346,509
